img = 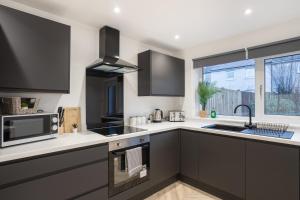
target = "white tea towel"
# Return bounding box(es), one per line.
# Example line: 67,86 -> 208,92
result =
126,147 -> 143,177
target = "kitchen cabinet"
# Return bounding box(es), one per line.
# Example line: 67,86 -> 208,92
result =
150,130 -> 180,185
180,130 -> 245,200
75,187 -> 108,200
246,141 -> 299,200
0,5 -> 70,93
197,132 -> 245,199
138,50 -> 185,96
0,144 -> 108,200
180,129 -> 199,180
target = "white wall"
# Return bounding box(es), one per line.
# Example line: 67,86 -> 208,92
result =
0,0 -> 183,129
182,17 -> 300,119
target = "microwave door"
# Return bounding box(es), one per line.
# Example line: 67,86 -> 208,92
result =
11,118 -> 44,139
1,114 -> 57,147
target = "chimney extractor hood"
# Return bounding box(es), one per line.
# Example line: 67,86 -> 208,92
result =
87,26 -> 139,73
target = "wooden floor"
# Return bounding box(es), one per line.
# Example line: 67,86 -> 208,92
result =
145,181 -> 221,200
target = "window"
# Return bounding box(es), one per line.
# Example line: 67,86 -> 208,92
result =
297,65 -> 300,74
195,51 -> 300,122
245,68 -> 255,79
226,71 -> 235,80
202,59 -> 255,116
265,54 -> 300,116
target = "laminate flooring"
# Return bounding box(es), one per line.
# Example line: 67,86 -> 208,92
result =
145,181 -> 221,200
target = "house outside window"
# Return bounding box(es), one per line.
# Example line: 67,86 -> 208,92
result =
226,70 -> 235,81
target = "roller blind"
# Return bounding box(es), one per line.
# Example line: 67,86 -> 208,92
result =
193,49 -> 246,68
248,36 -> 300,59
193,36 -> 300,69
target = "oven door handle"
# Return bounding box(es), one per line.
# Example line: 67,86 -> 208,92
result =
112,151 -> 126,156
111,143 -> 149,156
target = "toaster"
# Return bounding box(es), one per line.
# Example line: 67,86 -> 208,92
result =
169,111 -> 185,122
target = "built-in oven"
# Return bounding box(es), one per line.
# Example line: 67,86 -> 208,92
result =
109,135 -> 150,197
0,113 -> 58,147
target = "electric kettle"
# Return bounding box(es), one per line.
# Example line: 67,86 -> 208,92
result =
153,109 -> 163,123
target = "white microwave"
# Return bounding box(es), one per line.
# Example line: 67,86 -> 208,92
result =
0,113 -> 58,147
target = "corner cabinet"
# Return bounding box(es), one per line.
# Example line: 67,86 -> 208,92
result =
150,130 -> 180,185
197,132 -> 245,200
138,50 -> 185,96
181,130 -> 245,200
180,130 -> 199,179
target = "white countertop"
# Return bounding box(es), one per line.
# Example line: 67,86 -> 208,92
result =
1,119 -> 300,163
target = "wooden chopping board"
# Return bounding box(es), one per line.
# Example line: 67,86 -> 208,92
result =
63,107 -> 81,133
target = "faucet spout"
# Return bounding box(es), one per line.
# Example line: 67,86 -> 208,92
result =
234,104 -> 254,129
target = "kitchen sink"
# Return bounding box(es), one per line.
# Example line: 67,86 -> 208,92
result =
202,124 -> 247,132
202,124 -> 294,139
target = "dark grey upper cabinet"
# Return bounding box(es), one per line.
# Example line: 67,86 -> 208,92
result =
0,5 -> 70,93
150,130 -> 180,185
138,50 -> 185,96
180,130 -> 199,180
246,141 -> 299,200
197,133 -> 245,199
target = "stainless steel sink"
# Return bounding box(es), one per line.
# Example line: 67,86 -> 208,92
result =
202,124 -> 247,132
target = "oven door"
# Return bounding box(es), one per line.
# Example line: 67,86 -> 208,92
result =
109,143 -> 150,197
1,115 -> 55,147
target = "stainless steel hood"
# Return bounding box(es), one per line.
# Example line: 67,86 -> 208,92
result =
87,26 -> 139,73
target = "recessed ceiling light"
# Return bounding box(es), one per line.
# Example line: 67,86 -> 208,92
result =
174,34 -> 180,40
244,8 -> 253,16
114,7 -> 120,14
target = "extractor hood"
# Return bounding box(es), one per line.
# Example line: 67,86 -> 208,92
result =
87,26 -> 139,73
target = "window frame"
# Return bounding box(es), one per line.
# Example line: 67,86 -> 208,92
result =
195,50 -> 300,124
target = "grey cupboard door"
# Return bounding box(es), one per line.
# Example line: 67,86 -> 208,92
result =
138,50 -> 185,97
0,161 -> 108,200
75,187 -> 108,200
197,133 -> 245,199
180,130 -> 199,180
246,141 -> 299,200
151,51 -> 185,96
150,130 -> 180,185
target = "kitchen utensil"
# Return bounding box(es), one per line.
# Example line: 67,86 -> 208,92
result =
129,117 -> 137,126
153,109 -> 163,123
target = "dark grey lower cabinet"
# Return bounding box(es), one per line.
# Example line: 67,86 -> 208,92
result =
197,133 -> 245,199
181,130 -> 245,199
246,141 -> 299,200
150,130 -> 180,185
0,144 -> 109,200
180,130 -> 199,179
75,187 -> 108,200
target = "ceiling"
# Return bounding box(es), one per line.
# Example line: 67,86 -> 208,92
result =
9,0 -> 300,51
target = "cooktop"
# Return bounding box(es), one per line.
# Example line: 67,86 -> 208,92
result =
89,126 -> 147,137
